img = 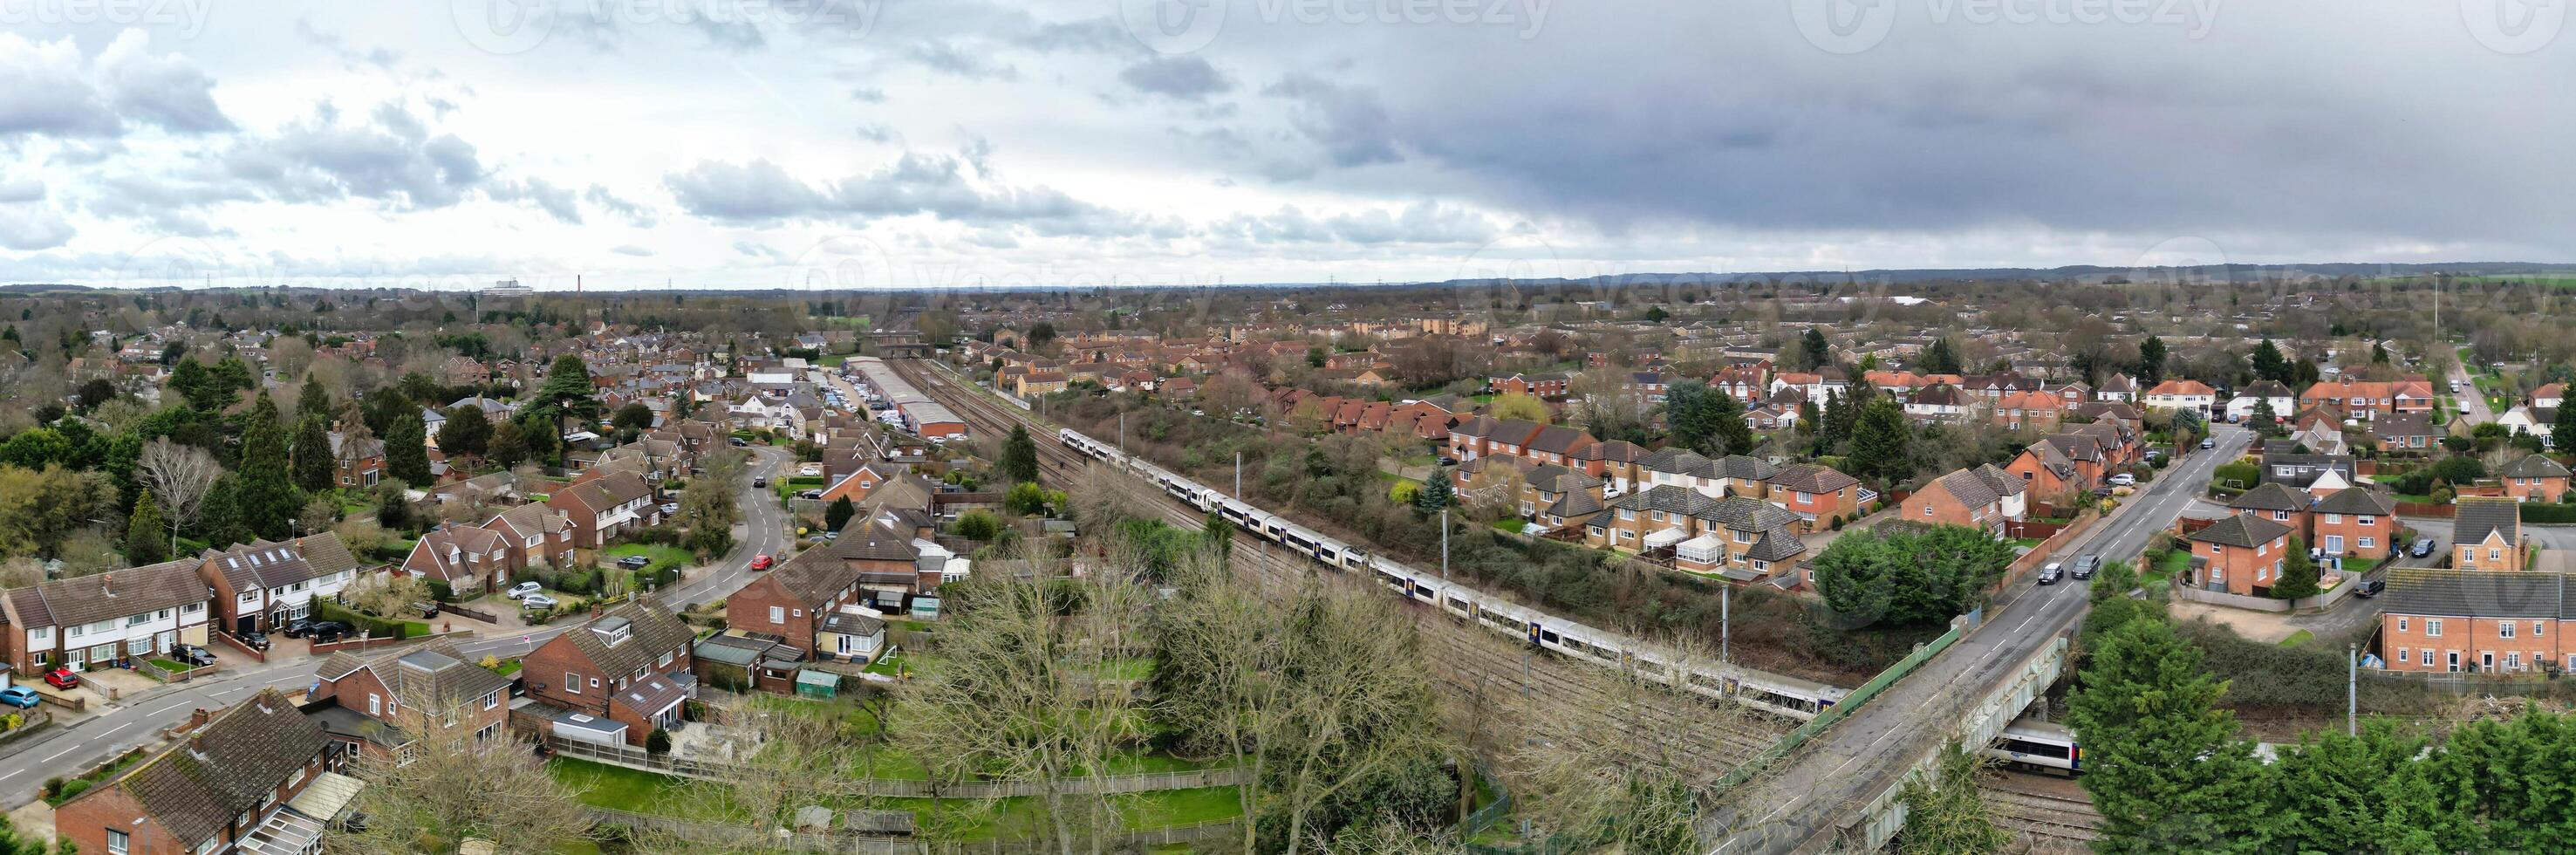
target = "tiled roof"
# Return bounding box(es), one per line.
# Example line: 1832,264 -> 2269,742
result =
2383,568 -> 2567,619
1712,455 -> 1779,482
2455,497 -> 2520,548
106,688 -> 329,848
9,557 -> 208,631
2501,454 -> 2572,479
1769,463 -> 1858,494
1929,467 -> 2003,510
559,600 -> 694,679
2229,482 -> 2311,513
2312,487 -> 2395,516
2190,513 -> 2293,549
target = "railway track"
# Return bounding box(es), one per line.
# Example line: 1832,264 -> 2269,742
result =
1979,774 -> 2104,851
887,359 -> 1794,770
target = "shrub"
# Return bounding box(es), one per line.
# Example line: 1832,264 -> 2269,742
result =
425,578 -> 456,603
2431,486 -> 2456,504
2212,462 -> 2259,490
51,778 -> 90,804
646,728 -> 673,756
2522,503 -> 2576,524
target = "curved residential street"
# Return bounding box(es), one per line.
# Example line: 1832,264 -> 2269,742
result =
0,445 -> 795,813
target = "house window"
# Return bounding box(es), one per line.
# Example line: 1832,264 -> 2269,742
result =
2491,548 -> 2504,561
2360,516 -> 2375,525
2502,622 -> 2517,640
368,694 -> 381,715
2427,619 -> 2444,638
484,691 -> 500,710
2325,513 -> 2342,524
769,606 -> 786,624
2359,537 -> 2375,550
2398,648 -> 2410,663
2398,618 -> 2408,633
2538,622 -> 2547,639
106,830 -> 127,855
566,673 -> 582,694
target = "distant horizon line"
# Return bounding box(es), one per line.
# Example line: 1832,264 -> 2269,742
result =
9,260 -> 2574,295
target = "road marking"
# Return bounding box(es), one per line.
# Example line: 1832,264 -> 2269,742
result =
42,745 -> 78,762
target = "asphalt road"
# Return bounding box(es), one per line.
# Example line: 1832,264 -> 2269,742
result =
1712,425 -> 2255,853
2450,362 -> 2495,426
0,446 -> 792,807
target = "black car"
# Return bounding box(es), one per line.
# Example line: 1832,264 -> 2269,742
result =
2409,537 -> 2436,558
279,618 -> 318,639
2071,554 -> 2100,580
2354,578 -> 2388,598
2037,564 -> 2064,585
305,621 -> 356,643
174,645 -> 218,667
752,477 -> 768,488
236,630 -> 270,650
617,555 -> 652,569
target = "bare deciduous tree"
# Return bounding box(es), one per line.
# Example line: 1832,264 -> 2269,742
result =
1497,633 -> 1761,855
340,571 -> 432,619
331,727 -> 592,854
137,437 -> 219,551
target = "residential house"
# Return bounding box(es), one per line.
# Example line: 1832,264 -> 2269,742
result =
2142,380 -> 2219,415
2227,482 -> 2313,539
2454,496 -> 2525,572
1903,384 -> 1974,423
1517,465 -> 1607,531
545,470 -> 660,550
1903,466 -> 2026,536
726,518 -> 921,657
2501,454 -> 2572,503
1768,463 -> 1865,531
310,640 -> 512,752
482,502 -> 577,577
2312,488 -> 2398,568
1,559 -> 212,674
2365,413 -> 2440,453
2258,454 -> 2357,496
56,689 -> 355,855
329,430 -> 385,489
1586,487 -> 1809,585
2377,569 -> 2573,673
205,534 -> 364,637
522,602 -> 696,747
402,523 -> 514,598
2186,513 -> 2298,597
2226,380 -> 2299,423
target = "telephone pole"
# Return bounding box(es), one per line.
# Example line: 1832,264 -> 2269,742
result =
2347,643 -> 2359,735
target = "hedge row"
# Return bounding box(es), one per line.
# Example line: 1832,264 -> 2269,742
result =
311,599 -> 418,640
2522,503 -> 2576,524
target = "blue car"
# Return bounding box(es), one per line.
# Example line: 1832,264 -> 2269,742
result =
0,687 -> 40,708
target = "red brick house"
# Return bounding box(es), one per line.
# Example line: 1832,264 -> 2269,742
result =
2378,569 -> 2573,673
57,689 -> 352,855
2313,487 -> 2397,566
2226,482 -> 2313,539
1768,463 -> 1864,531
482,501 -> 577,576
726,518 -> 922,656
310,640 -> 513,754
330,429 -> 385,489
2454,497 -> 2525,572
1903,466 -> 2023,536
2501,454 -> 2572,503
2185,513 -> 2297,597
545,470 -> 659,550
522,602 -> 696,747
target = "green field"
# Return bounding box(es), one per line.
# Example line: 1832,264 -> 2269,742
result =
604,543 -> 695,573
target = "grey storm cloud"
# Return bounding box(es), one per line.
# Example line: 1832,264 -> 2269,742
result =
1121,56 -> 1233,101
0,204 -> 75,250
585,185 -> 659,227
664,153 -> 1145,235
219,100 -> 485,209
1261,73 -> 1402,169
490,177 -> 583,224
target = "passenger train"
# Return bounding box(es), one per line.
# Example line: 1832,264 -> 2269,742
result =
1984,721 -> 2081,774
1059,427 -> 1848,721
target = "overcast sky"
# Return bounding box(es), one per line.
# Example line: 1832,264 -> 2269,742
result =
1,0 -> 2568,291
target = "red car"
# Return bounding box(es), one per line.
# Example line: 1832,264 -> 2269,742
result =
42,668 -> 78,689
749,554 -> 774,571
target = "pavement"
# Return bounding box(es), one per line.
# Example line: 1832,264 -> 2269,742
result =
0,446 -> 794,808
1710,424 -> 2255,853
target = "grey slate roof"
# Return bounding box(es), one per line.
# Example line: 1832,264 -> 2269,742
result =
104,688 -> 328,849
2312,487 -> 2395,516
2190,513 -> 2294,549
2229,482 -> 2311,513
2382,568 -> 2568,619
560,600 -> 694,679
2454,497 -> 2521,548
2501,454 -> 2572,479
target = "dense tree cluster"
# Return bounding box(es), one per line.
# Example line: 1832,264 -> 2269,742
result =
1810,524 -> 2015,629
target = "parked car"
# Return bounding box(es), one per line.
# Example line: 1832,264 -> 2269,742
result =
749,554 -> 774,571
279,618 -> 318,638
0,687 -> 39,708
617,555 -> 652,569
2037,564 -> 2064,585
2410,537 -> 2437,558
797,489 -> 823,499
407,601 -> 441,619
236,630 -> 270,651
507,581 -> 543,599
174,645 -> 218,667
305,621 -> 355,643
2200,437 -> 2217,449
2108,474 -> 2136,487
730,437 -> 750,447
2072,554 -> 2100,579
2354,578 -> 2388,598
522,593 -> 560,611
43,668 -> 79,689
659,503 -> 680,515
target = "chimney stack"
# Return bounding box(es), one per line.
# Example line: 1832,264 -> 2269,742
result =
101,574 -> 113,597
